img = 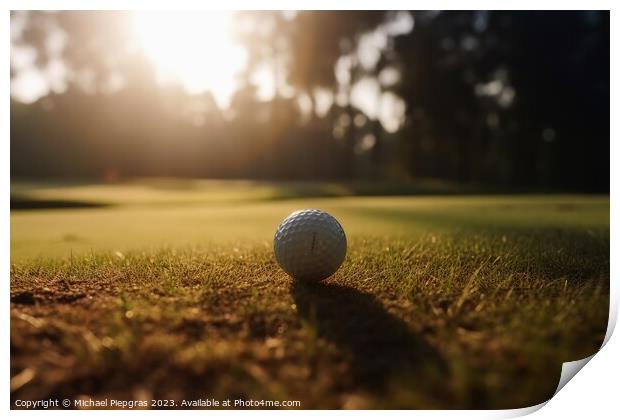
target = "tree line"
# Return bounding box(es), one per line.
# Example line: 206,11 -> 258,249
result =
10,11 -> 609,191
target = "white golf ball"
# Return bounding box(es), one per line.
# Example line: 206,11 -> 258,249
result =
274,209 -> 347,281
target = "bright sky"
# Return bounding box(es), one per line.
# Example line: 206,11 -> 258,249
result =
133,11 -> 247,108
10,11 -> 410,132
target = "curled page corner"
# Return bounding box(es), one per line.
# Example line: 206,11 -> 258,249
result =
553,355 -> 595,397
548,288 -> 618,400
500,306 -> 616,418
496,355 -> 597,418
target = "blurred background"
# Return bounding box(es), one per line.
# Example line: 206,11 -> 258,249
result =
10,11 -> 610,192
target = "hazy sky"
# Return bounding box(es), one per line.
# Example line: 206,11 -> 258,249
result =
10,11 -> 414,133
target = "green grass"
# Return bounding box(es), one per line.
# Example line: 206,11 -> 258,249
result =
10,180 -> 609,409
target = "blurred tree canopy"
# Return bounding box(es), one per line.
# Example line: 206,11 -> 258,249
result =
10,11 -> 609,191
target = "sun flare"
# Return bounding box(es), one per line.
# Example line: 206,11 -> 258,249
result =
133,11 -> 246,107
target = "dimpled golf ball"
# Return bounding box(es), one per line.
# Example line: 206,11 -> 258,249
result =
274,209 -> 347,281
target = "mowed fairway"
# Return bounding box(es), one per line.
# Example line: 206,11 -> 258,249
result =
10,181 -> 610,409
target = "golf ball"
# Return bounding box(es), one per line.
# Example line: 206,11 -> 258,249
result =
274,209 -> 347,281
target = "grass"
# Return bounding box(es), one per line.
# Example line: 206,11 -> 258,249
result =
10,180 -> 609,409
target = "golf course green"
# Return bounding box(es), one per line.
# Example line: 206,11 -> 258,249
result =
10,180 -> 610,409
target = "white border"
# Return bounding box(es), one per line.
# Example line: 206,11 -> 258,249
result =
5,2 -> 616,419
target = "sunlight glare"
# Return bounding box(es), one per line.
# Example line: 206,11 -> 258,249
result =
133,11 -> 247,108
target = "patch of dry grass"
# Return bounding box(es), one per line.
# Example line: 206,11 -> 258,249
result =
11,228 -> 608,409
